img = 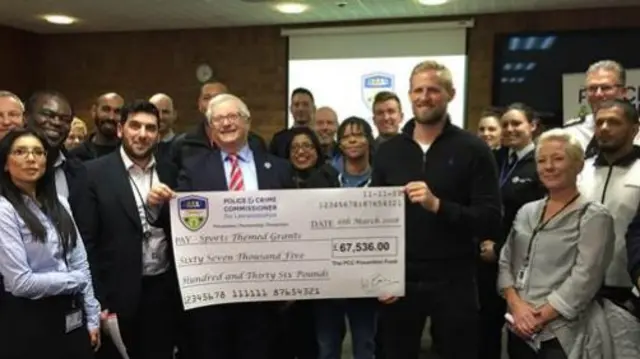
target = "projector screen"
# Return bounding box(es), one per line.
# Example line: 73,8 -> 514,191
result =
283,22 -> 471,136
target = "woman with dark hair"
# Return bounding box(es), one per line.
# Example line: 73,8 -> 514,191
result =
0,128 -> 100,359
270,126 -> 324,359
286,126 -> 325,188
307,116 -> 378,359
478,102 -> 546,359
477,107 -> 503,150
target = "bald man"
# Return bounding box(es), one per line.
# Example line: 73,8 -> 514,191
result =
198,82 -> 228,114
70,92 -> 124,161
150,93 -> 178,142
313,107 -> 338,159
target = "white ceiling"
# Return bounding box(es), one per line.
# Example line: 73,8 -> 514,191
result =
0,0 -> 637,34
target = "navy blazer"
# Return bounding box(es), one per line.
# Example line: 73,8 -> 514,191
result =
177,146 -> 294,192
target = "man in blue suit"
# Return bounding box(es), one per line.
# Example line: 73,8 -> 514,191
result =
148,93 -> 293,359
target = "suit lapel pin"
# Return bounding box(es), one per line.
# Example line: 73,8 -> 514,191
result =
264,162 -> 272,169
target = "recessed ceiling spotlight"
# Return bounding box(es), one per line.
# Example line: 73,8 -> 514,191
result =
42,14 -> 78,25
274,2 -> 309,14
418,0 -> 449,5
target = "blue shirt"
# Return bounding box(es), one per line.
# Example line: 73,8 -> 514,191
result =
220,144 -> 259,191
331,155 -> 372,188
0,195 -> 101,331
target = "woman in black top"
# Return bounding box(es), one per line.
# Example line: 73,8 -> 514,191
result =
270,126 -> 324,359
285,126 -> 325,188
477,103 -> 546,359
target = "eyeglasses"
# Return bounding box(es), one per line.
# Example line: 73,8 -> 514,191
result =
38,109 -> 73,124
210,113 -> 246,125
291,143 -> 315,152
585,84 -> 623,95
10,147 -> 47,159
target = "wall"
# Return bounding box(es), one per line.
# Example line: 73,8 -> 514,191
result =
0,25 -> 39,99
3,6 -> 640,140
467,7 -> 640,131
38,26 -> 286,137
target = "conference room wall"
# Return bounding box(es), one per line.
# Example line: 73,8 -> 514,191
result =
1,6 -> 639,140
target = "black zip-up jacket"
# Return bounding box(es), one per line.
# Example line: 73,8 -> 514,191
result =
372,118 -> 502,278
68,133 -> 120,162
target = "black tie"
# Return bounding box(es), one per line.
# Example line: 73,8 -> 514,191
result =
508,152 -> 518,167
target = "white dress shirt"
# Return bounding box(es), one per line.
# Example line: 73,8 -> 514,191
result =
54,151 -> 69,199
120,147 -> 169,276
220,144 -> 259,191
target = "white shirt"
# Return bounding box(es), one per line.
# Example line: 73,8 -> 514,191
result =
54,151 -> 69,199
578,153 -> 640,288
119,147 -> 169,276
508,142 -> 535,161
220,144 -> 259,191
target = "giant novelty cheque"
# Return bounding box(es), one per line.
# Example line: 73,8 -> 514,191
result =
169,187 -> 406,310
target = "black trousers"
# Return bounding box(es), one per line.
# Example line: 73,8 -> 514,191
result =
96,271 -> 182,359
185,301 -> 278,359
378,274 -> 479,359
374,318 -> 386,359
477,261 -> 506,359
0,293 -> 94,359
507,332 -> 567,359
270,300 -> 318,359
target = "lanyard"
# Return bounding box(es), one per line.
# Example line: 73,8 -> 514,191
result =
524,193 -> 580,263
499,155 -> 520,187
128,168 -> 156,239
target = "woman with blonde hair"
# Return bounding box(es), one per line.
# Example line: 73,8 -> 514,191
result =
498,128 -> 615,358
64,117 -> 88,150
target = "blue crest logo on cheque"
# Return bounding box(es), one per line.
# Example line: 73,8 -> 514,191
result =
178,195 -> 209,231
361,72 -> 395,109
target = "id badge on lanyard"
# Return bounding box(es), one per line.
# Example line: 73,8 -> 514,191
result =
65,296 -> 83,333
515,265 -> 530,290
515,194 -> 580,291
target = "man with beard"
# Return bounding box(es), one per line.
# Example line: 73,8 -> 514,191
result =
564,60 -> 639,157
149,93 -> 178,143
578,99 -> 640,315
149,93 -> 179,161
371,60 -> 501,359
313,106 -> 338,161
25,91 -> 89,213
75,100 -> 181,359
70,92 -> 124,161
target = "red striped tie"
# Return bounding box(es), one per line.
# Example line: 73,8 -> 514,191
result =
228,154 -> 245,191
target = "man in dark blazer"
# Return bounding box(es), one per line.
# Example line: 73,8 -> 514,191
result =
148,93 -> 293,359
25,90 -> 89,214
75,100 -> 181,359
